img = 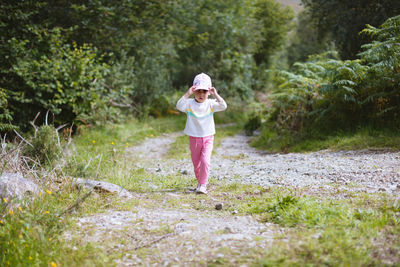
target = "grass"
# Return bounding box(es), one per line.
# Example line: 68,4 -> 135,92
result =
3,114 -> 399,266
0,185 -> 117,267
251,125 -> 400,152
1,115 -> 189,266
142,181 -> 400,266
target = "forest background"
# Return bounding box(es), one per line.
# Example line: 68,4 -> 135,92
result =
1,0 -> 400,149
1,1 -> 400,266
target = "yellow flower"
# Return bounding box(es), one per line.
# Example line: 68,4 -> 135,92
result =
92,140 -> 96,144
3,198 -> 7,203
50,262 -> 57,267
0,220 -> 3,224
19,234 -> 22,239
46,190 -> 52,195
18,206 -> 22,212
111,141 -> 115,145
44,211 -> 50,214
49,237 -> 52,241
9,210 -> 13,215
29,256 -> 33,260
125,143 -> 129,147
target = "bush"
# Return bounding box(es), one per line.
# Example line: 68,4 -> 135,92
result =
23,125 -> 62,167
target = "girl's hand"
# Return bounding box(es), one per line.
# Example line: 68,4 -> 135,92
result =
185,86 -> 196,97
209,87 -> 217,96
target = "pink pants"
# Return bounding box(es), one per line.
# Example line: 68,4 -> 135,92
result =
189,135 -> 214,185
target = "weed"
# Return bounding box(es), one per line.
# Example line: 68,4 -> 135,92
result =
23,125 -> 62,167
0,186 -> 113,266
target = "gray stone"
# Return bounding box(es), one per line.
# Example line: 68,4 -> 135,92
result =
72,178 -> 134,198
215,203 -> 223,210
0,172 -> 41,200
224,226 -> 234,234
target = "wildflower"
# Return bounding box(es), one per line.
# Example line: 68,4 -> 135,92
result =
0,220 -> 3,224
49,237 -> 52,241
92,140 -> 96,144
19,234 -> 22,239
50,262 -> 57,267
3,198 -> 7,203
125,143 -> 129,147
29,256 -> 33,260
18,206 -> 22,212
111,141 -> 115,145
44,211 -> 50,214
9,210 -> 13,215
46,190 -> 52,195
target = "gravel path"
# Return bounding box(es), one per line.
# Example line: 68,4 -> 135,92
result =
67,131 -> 399,266
66,206 -> 280,266
129,132 -> 400,196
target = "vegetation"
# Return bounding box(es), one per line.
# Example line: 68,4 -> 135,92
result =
2,1 -> 400,265
301,0 -> 400,59
0,0 -> 294,131
252,15 -> 400,151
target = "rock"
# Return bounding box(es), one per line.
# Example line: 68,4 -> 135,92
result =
0,172 -> 41,200
156,168 -> 162,172
232,210 -> 238,214
224,226 -> 234,233
378,187 -> 387,192
215,203 -> 223,210
174,223 -> 187,234
72,178 -> 134,198
180,170 -> 188,175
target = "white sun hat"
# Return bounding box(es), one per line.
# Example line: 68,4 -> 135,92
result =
193,73 -> 212,90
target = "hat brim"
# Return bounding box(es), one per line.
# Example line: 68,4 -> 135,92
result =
194,87 -> 210,91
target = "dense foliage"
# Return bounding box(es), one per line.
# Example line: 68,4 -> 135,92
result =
301,0 -> 400,59
264,15 -> 400,141
0,0 -> 294,131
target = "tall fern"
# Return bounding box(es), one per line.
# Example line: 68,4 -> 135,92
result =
268,15 -> 400,134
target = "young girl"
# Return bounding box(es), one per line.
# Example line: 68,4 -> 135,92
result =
176,73 -> 227,194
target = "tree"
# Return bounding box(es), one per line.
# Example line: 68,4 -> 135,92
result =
252,0 -> 295,66
301,0 -> 400,59
286,10 -> 334,65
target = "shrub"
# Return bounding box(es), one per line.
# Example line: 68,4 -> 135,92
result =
23,125 -> 62,167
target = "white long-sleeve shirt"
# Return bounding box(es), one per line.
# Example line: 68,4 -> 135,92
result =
176,97 -> 227,137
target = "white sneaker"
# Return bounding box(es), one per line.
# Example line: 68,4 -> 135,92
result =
195,183 -> 201,192
196,184 -> 207,194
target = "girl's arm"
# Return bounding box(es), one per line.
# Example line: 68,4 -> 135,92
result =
209,87 -> 227,111
176,86 -> 196,112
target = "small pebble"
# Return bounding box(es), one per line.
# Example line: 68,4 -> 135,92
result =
215,203 -> 223,210
232,210 -> 238,214
224,226 -> 234,233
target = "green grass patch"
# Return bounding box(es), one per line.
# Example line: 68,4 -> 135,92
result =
146,180 -> 399,266
251,125 -> 400,152
66,116 -> 186,178
0,185 -> 117,267
222,185 -> 399,266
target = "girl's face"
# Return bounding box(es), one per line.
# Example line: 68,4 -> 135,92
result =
194,89 -> 209,103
